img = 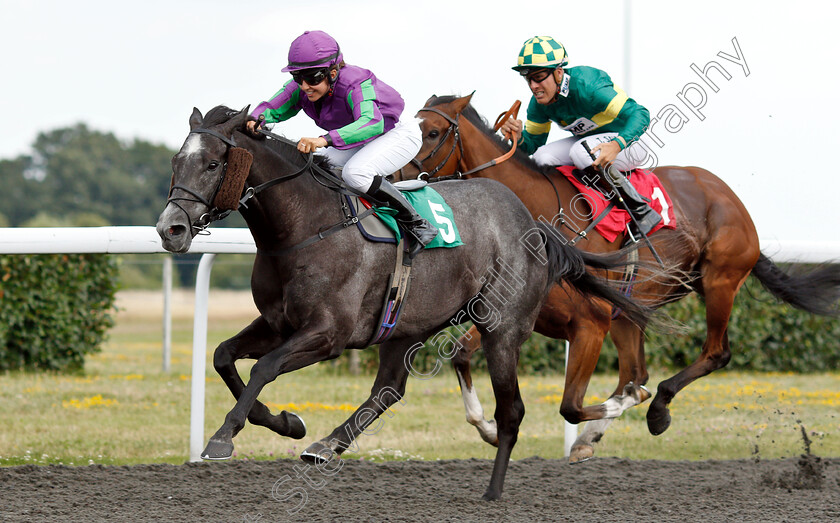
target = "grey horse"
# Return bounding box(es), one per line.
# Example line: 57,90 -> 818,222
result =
156,105 -> 653,500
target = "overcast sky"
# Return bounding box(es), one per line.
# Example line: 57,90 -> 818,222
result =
2,0 -> 837,245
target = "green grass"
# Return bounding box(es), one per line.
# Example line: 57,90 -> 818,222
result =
1,291 -> 838,467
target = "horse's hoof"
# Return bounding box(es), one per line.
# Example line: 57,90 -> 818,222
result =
202,438 -> 234,460
481,489 -> 501,501
300,441 -> 338,465
476,420 -> 499,447
569,445 -> 594,464
281,410 -> 307,439
478,431 -> 499,447
638,384 -> 652,403
646,407 -> 672,436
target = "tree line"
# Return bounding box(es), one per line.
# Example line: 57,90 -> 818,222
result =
0,123 -> 250,287
0,124 -> 174,227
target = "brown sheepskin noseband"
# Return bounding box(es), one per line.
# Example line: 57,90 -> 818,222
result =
213,146 -> 253,210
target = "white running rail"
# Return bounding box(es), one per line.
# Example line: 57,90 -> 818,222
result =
1,227 -> 838,461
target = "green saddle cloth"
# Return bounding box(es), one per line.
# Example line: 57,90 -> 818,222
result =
373,186 -> 463,249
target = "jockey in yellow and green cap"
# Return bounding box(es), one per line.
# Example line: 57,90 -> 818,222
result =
502,35 -> 661,238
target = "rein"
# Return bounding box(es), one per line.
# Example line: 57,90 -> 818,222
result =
412,102 -> 523,182
168,126 -> 377,253
413,101 -> 599,243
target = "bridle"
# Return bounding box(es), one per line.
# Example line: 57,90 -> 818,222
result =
408,101 -> 577,242
167,126 -> 375,253
167,128 -> 240,233
407,101 -> 522,182
405,107 -> 464,181
167,128 -> 312,233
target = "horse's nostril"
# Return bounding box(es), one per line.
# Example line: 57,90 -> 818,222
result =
168,225 -> 186,237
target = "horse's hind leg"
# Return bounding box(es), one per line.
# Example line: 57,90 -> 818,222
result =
570,317 -> 651,463
301,338 -> 420,462
609,317 -> 651,398
452,325 -> 498,446
212,316 -> 306,439
481,329 -> 527,501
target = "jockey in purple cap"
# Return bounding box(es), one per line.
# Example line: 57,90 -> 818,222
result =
247,30 -> 437,254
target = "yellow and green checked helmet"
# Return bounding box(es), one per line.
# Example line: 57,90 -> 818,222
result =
513,36 -> 569,72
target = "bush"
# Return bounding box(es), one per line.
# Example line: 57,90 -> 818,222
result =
335,278 -> 840,376
0,254 -> 118,372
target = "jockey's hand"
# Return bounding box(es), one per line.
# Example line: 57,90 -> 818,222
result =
245,115 -> 265,138
590,140 -> 622,169
500,118 -> 522,143
298,136 -> 327,154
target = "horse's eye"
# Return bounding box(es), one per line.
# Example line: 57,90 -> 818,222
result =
208,161 -> 220,171
428,130 -> 440,139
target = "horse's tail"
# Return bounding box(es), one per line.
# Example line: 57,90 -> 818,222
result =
539,223 -> 655,328
750,253 -> 840,317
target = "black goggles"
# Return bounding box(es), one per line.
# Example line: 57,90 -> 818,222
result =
520,69 -> 554,83
291,68 -> 330,86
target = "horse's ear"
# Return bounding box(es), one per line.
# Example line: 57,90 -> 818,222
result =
189,107 -> 203,130
424,95 -> 438,107
221,106 -> 251,135
451,92 -> 475,114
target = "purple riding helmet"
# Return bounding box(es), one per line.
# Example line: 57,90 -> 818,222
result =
281,30 -> 344,72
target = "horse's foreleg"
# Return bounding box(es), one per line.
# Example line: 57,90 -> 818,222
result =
557,311 -> 612,425
452,325 -> 498,446
570,317 -> 652,463
301,339 -> 419,463
647,266 -> 748,435
212,316 -> 305,439
203,326 -> 342,460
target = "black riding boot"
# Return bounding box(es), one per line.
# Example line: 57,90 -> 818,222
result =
366,176 -> 438,256
609,168 -> 662,239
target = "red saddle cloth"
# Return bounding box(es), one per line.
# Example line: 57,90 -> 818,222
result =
556,166 -> 677,243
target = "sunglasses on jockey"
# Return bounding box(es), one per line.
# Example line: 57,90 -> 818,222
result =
519,68 -> 557,84
291,68 -> 330,86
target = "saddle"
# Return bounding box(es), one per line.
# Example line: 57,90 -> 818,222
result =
344,180 -> 463,346
346,181 -> 464,250
557,166 -> 677,243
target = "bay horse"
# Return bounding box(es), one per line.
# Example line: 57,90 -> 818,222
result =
155,105 -> 655,500
398,93 -> 840,462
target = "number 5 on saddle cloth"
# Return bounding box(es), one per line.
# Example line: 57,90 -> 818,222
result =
345,181 -> 464,345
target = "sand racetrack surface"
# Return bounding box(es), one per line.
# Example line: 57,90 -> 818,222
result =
1,455 -> 838,522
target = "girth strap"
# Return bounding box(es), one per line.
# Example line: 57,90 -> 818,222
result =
366,237 -> 413,346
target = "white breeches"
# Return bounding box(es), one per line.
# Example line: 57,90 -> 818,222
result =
318,119 -> 423,192
532,132 -> 647,172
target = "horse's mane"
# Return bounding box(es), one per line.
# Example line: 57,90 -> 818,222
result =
204,105 -> 333,170
426,96 -> 557,178
203,105 -> 243,127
